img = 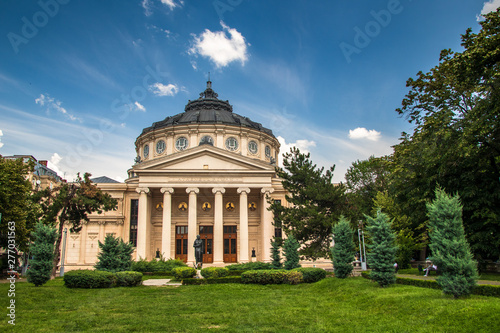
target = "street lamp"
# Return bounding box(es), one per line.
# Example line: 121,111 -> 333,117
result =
60,228 -> 68,277
358,221 -> 367,271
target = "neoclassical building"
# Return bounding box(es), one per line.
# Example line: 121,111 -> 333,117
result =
63,80 -> 290,269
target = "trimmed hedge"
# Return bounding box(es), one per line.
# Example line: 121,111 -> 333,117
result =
200,267 -> 229,278
225,262 -> 274,271
182,276 -> 242,285
292,268 -> 327,283
172,267 -> 197,279
361,271 -> 500,297
115,271 -> 143,287
131,258 -> 187,273
241,270 -> 303,285
64,270 -> 116,289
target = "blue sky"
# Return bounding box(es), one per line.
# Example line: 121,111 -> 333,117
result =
0,0 -> 497,182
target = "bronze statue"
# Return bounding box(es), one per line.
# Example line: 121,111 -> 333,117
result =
193,235 -> 203,269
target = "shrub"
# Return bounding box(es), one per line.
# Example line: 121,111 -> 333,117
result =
366,211 -> 398,287
64,270 -> 116,288
131,258 -> 187,273
241,269 -> 303,285
225,262 -> 274,271
95,235 -> 134,273
283,235 -> 301,270
27,223 -> 57,287
115,271 -> 143,287
172,267 -> 197,279
200,267 -> 229,278
292,268 -> 326,283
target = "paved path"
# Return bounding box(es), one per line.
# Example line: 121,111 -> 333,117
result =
397,274 -> 500,286
142,279 -> 182,286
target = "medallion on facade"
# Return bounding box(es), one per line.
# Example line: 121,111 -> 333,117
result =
202,202 -> 212,211
178,202 -> 188,211
249,202 -> 257,211
225,202 -> 235,211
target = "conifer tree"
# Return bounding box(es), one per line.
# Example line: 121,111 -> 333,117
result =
95,234 -> 134,273
270,240 -> 282,269
283,235 -> 301,270
27,222 -> 57,286
366,211 -> 398,287
331,216 -> 355,278
427,189 -> 478,298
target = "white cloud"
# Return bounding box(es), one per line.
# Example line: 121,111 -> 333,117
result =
189,21 -> 249,68
277,136 -> 316,166
0,129 -> 3,148
149,82 -> 179,96
47,153 -> 66,179
35,94 -> 81,122
161,0 -> 183,10
478,0 -> 500,20
134,101 -> 146,112
348,127 -> 381,141
142,0 -> 152,16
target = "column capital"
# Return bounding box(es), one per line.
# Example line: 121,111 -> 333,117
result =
186,187 -> 199,194
160,187 -> 175,195
136,187 -> 150,194
212,187 -> 226,194
237,187 -> 251,194
261,187 -> 275,194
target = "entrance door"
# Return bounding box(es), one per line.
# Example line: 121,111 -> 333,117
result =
199,226 -> 213,263
175,226 -> 188,262
223,226 -> 237,263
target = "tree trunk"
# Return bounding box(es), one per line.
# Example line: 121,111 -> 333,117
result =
51,209 -> 67,278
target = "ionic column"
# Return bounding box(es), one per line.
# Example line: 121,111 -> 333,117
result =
78,222 -> 87,265
261,187 -> 275,262
238,187 -> 251,263
186,187 -> 199,264
212,187 -> 226,264
135,187 -> 150,260
160,187 -> 174,259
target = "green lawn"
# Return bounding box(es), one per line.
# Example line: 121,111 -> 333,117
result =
1,277 -> 499,332
398,268 -> 500,281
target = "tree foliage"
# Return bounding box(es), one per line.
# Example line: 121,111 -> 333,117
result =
344,155 -> 392,223
366,211 -> 398,287
27,222 -> 57,286
331,216 -> 356,278
269,147 -> 347,259
270,240 -> 282,269
38,172 -> 117,277
392,10 -> 500,261
95,234 -> 134,273
0,156 -> 40,253
427,189 -> 478,298
283,235 -> 301,270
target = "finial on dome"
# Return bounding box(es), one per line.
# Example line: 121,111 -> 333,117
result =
207,72 -> 212,89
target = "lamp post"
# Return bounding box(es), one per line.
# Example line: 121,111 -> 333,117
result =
358,221 -> 367,271
60,228 -> 68,277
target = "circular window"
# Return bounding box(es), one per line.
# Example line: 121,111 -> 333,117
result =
199,136 -> 214,146
143,144 -> 149,158
265,145 -> 271,158
248,140 -> 258,154
225,137 -> 239,151
156,140 -> 166,154
175,137 -> 188,151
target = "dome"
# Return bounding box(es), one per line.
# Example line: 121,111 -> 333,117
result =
141,80 -> 274,137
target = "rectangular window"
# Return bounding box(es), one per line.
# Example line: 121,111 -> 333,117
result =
129,199 -> 138,247
274,228 -> 282,239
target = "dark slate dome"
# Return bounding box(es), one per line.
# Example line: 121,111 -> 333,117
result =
141,81 -> 274,137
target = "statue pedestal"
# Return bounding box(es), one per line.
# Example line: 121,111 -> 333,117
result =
196,269 -> 203,279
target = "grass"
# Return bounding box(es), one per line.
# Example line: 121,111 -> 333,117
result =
398,268 -> 500,281
1,277 -> 499,332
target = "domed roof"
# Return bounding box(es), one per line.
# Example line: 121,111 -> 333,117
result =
141,81 -> 274,137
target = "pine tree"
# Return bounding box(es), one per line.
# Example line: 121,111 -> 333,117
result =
27,222 -> 57,286
270,240 -> 282,269
95,234 -> 134,273
366,211 -> 398,287
331,216 -> 355,278
283,235 -> 301,270
427,189 -> 478,298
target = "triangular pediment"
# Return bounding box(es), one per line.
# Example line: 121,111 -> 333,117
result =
135,145 -> 275,173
